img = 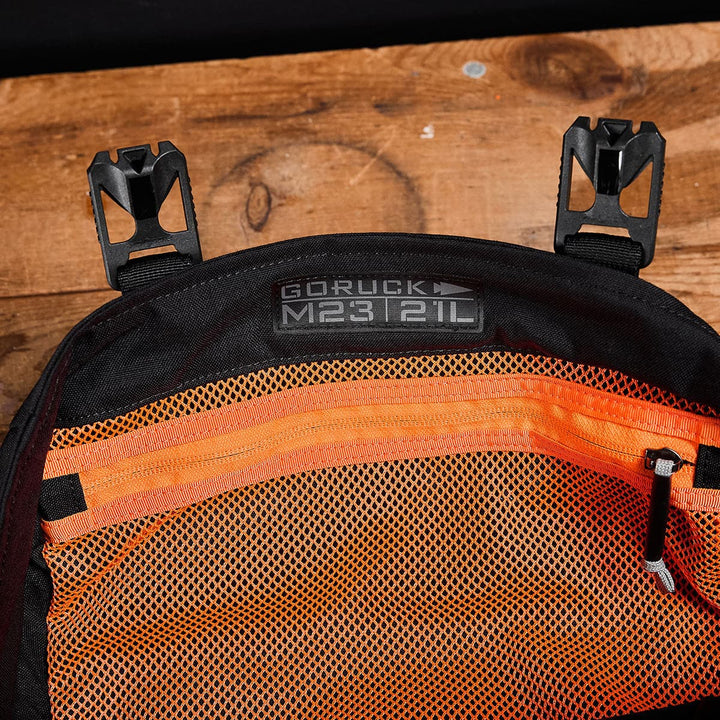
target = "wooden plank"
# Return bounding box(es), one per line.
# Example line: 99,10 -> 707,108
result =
0,291 -> 115,438
1,22 -> 719,438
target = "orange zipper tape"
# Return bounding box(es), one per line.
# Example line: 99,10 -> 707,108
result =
42,373 -> 720,542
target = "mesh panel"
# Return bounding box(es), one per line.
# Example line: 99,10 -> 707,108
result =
675,510 -> 720,610
51,351 -> 719,451
45,453 -> 720,720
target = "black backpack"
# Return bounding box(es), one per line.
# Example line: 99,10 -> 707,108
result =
2,118 -> 719,719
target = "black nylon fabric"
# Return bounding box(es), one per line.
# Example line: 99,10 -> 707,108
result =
53,232 -> 720,428
13,522 -> 52,720
2,231 -> 720,717
38,473 -> 86,521
0,356 -> 65,715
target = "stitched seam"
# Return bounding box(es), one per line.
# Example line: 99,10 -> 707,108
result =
83,405 -> 653,493
82,410 -> 549,491
55,373 -> 712,480
54,247 -> 718,424
0,363 -> 64,585
86,248 -> 713,333
60,345 -> 515,424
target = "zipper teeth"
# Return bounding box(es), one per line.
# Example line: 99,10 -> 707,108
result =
566,431 -> 696,472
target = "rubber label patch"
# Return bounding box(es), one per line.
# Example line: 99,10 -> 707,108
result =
274,276 -> 483,333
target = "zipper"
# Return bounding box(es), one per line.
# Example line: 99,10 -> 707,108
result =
643,447 -> 687,594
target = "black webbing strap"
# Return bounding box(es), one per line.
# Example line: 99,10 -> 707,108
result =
563,233 -> 643,276
116,252 -> 196,293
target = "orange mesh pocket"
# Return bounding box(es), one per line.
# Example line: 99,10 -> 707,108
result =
44,453 -> 720,720
42,350 -> 720,718
50,351 -> 720,451
42,370 -> 720,542
673,509 -> 720,611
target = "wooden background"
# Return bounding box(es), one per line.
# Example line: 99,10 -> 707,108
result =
1,22 -> 719,439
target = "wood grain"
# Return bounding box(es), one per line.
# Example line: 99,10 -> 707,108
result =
1,22 -> 719,437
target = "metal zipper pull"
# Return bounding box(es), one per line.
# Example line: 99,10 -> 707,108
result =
643,448 -> 685,594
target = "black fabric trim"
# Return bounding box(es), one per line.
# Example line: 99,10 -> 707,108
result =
694,444 -> 720,490
38,473 -> 86,521
0,352 -> 65,715
52,233 -> 720,427
13,521 -> 52,720
563,232 -> 643,275
2,231 -> 720,715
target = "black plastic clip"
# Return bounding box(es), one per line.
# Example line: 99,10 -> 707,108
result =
88,141 -> 202,291
555,117 -> 665,272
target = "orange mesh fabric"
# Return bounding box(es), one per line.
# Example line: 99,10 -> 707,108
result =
675,510 -> 720,611
50,351 -> 720,451
42,369 -> 720,543
45,453 -> 720,719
